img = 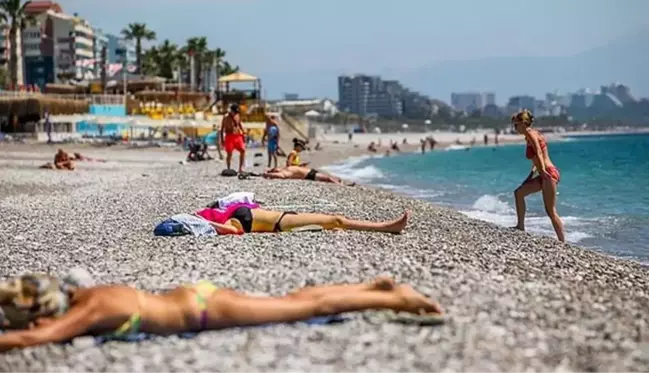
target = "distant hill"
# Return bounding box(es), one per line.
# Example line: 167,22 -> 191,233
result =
257,28 -> 649,103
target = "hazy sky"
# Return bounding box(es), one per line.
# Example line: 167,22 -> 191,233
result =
56,0 -> 649,75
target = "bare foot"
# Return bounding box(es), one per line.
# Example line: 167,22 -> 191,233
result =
369,276 -> 396,291
511,225 -> 524,231
396,284 -> 443,315
386,211 -> 409,234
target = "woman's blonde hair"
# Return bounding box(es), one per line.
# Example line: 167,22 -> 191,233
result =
511,109 -> 535,127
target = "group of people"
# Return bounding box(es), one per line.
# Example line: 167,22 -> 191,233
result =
0,108 -> 566,352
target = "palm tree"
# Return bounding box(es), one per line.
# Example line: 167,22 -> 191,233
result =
141,47 -> 159,76
120,23 -> 156,75
154,39 -> 177,79
220,61 -> 239,76
0,0 -> 34,87
184,36 -> 208,90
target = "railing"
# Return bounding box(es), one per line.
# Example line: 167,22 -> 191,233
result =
0,91 -> 126,104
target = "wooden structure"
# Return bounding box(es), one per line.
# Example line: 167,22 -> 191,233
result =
216,72 -> 265,122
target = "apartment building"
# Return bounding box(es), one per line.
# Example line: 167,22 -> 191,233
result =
338,75 -> 404,118
21,2 -> 96,87
106,34 -> 136,76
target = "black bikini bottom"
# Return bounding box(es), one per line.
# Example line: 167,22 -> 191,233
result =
274,211 -> 297,232
305,169 -> 318,180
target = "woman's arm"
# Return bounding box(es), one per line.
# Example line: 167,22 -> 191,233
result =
286,153 -> 295,167
525,131 -> 547,170
208,221 -> 242,235
0,299 -> 97,352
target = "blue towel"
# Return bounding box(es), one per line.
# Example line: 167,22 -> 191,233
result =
93,315 -> 348,345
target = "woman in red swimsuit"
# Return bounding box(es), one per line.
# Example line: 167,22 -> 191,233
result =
512,109 -> 565,242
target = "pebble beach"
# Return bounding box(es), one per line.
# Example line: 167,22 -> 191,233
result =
1,144 -> 649,372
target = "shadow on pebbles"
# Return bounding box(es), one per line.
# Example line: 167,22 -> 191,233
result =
1,149 -> 648,372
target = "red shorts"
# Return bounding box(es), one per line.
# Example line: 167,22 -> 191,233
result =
530,166 -> 560,184
224,133 -> 245,153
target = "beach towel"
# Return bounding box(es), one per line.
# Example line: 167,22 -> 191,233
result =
154,214 -> 216,237
89,315 -> 349,345
211,192 -> 256,209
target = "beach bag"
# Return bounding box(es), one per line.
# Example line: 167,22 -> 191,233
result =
221,169 -> 238,177
153,219 -> 189,236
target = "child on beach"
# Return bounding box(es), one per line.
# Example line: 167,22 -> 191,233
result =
0,273 -> 442,351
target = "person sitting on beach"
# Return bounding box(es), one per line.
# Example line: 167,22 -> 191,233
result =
39,149 -> 75,170
187,141 -> 212,162
0,273 -> 442,352
193,203 -> 402,235
263,166 -> 355,186
511,109 -> 565,242
286,138 -> 310,167
367,141 -> 378,153
390,141 -> 400,152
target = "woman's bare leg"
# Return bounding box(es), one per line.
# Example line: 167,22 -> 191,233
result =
211,282 -> 440,327
277,211 -> 409,233
286,276 -> 395,300
541,179 -> 565,242
513,178 -> 541,230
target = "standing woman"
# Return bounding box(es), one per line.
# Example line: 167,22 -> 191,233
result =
511,109 -> 565,242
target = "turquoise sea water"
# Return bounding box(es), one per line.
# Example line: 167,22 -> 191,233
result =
323,133 -> 649,263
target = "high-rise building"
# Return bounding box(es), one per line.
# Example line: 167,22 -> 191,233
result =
93,28 -> 108,78
483,92 -> 496,106
337,74 -> 405,118
450,92 -> 483,113
106,34 -> 136,75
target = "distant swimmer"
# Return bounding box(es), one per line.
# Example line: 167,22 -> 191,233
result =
511,109 -> 565,242
220,104 -> 246,173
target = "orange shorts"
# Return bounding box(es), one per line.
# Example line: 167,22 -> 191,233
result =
224,133 -> 245,153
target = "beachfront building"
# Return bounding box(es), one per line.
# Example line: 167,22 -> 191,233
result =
21,2 -> 97,87
93,28 -> 108,78
106,34 -> 136,77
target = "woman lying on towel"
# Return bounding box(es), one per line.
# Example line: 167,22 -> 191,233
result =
263,166 -> 355,186
194,203 -> 407,235
0,274 -> 442,351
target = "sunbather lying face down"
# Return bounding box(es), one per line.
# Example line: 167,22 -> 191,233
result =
194,204 -> 407,235
0,275 -> 442,351
263,166 -> 355,186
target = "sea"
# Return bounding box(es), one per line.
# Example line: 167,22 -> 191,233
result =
323,133 -> 649,264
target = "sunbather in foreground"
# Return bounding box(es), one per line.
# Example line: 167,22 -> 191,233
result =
0,274 -> 442,351
194,203 -> 406,234
263,165 -> 355,186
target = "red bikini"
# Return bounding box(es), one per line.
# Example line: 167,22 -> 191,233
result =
525,136 -> 560,183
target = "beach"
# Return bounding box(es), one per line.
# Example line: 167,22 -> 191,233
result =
1,144 -> 649,372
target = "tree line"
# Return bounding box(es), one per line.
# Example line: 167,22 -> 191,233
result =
121,23 -> 239,90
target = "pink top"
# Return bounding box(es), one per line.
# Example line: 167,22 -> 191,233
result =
196,202 -> 259,223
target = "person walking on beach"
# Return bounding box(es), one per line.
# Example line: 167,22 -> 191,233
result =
262,115 -> 280,168
511,109 -> 565,242
220,104 -> 246,172
0,273 -> 442,351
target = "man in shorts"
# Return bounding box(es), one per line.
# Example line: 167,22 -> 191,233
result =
220,104 -> 246,173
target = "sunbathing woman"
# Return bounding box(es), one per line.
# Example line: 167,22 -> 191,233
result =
263,165 -> 355,186
193,203 -> 406,235
0,274 -> 442,351
39,149 -> 75,170
512,109 -> 565,242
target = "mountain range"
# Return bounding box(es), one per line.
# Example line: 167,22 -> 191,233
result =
257,27 -> 649,104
